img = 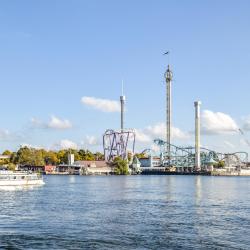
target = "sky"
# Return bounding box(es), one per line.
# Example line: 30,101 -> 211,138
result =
0,0 -> 250,155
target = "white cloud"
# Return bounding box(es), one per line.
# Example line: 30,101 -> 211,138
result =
150,144 -> 160,152
52,139 -> 78,150
201,110 -> 238,135
20,143 -> 43,150
83,135 -> 101,146
86,136 -> 98,145
134,129 -> 151,143
145,123 -> 190,140
172,127 -> 190,140
48,116 -> 72,129
81,96 -> 120,112
135,122 -> 190,143
145,123 -> 165,138
31,116 -> 72,130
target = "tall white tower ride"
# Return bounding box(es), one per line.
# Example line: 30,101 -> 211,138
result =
194,101 -> 202,171
120,82 -> 125,131
103,83 -> 136,162
164,65 -> 173,162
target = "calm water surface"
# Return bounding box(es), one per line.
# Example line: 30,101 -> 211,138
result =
0,175 -> 249,249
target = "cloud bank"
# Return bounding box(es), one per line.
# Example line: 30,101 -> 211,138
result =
31,116 -> 72,130
135,122 -> 190,143
201,110 -> 238,135
48,116 -> 72,129
52,139 -> 78,150
81,96 -> 120,112
80,135 -> 101,148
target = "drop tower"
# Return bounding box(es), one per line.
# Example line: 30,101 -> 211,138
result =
164,65 -> 173,163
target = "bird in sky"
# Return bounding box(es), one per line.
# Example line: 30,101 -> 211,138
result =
239,128 -> 244,135
163,51 -> 169,55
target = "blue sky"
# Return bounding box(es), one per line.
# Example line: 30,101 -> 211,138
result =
0,0 -> 250,154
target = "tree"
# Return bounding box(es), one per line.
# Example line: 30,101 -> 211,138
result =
15,147 -> 31,165
10,152 -> 17,164
7,163 -> 16,171
94,152 -> 104,161
78,149 -> 85,160
113,157 -> 129,175
45,151 -> 59,165
134,153 -> 147,159
56,149 -> 81,164
216,160 -> 225,168
78,149 -> 95,161
57,150 -> 67,164
0,147 -> 107,167
127,152 -> 132,162
2,150 -> 12,156
15,147 -> 45,166
0,150 -> 12,165
33,149 -> 45,166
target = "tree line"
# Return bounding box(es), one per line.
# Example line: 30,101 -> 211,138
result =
0,147 -> 105,167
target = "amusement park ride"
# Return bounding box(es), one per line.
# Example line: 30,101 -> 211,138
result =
103,84 -> 136,162
103,128 -> 135,162
103,57 -> 249,170
152,139 -> 248,170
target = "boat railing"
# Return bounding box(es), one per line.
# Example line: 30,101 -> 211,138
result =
0,172 -> 43,181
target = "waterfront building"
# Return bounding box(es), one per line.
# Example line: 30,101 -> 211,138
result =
130,156 -> 141,174
203,156 -> 217,172
45,165 -> 56,174
17,165 -> 45,173
139,156 -> 161,168
74,160 -> 112,175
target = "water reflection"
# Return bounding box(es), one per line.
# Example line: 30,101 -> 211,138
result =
0,185 -> 44,191
195,176 -> 202,204
0,175 -> 249,249
69,175 -> 76,183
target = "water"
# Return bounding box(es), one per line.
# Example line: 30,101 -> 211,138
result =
0,175 -> 249,249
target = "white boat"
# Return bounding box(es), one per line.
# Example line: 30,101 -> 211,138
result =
0,170 -> 45,186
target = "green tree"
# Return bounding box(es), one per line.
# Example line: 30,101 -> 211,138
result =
78,149 -> 95,161
45,151 -> 59,165
57,149 -> 81,164
7,163 -> 16,171
15,147 -> 45,166
78,149 -> 86,160
57,150 -> 67,164
134,153 -> 147,159
216,160 -> 225,168
2,150 -> 12,156
14,147 -> 31,165
10,152 -> 17,164
0,150 -> 12,165
85,150 -> 95,161
113,157 -> 129,175
94,152 -> 104,161
33,149 -> 45,166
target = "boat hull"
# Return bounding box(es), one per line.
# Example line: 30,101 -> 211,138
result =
0,179 -> 45,186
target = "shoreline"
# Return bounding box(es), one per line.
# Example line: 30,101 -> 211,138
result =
43,171 -> 250,177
